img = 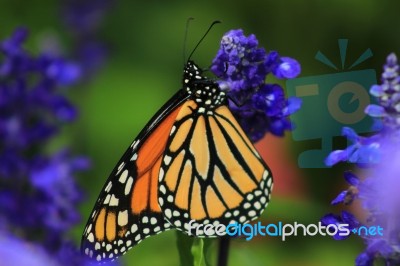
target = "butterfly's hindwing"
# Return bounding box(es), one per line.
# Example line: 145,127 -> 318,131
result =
158,98 -> 273,236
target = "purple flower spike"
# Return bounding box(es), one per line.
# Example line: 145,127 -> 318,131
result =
211,29 -> 301,141
320,211 -> 359,240
323,53 -> 400,265
0,26 -> 95,265
355,252 -> 373,266
343,171 -> 359,186
331,191 -> 347,205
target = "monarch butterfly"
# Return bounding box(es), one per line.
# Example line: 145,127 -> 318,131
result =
81,34 -> 273,263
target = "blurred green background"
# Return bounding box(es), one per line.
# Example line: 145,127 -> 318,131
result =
1,0 -> 399,265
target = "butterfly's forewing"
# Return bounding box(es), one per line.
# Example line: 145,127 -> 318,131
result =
157,89 -> 273,236
81,90 -> 188,262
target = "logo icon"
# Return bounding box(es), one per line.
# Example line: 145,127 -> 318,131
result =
286,39 -> 377,168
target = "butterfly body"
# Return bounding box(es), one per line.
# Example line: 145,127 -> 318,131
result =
81,60 -> 273,262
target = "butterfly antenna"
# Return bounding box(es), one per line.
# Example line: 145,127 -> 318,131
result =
183,17 -> 195,64
187,20 -> 221,62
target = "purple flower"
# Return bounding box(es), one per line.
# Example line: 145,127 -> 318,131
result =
30,150 -> 90,233
355,240 -> 394,266
324,143 -> 400,263
365,53 -> 400,132
355,252 -> 373,266
325,127 -> 380,166
272,57 -> 301,79
0,235 -> 58,266
0,28 -> 91,265
323,53 -> 400,265
0,151 -> 89,235
0,234 -> 117,266
0,30 -> 81,157
330,171 -> 359,205
56,241 -> 118,266
321,211 -> 359,240
211,29 -> 301,141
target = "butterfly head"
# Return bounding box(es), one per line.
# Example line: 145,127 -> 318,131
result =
182,60 -> 204,84
183,60 -> 226,109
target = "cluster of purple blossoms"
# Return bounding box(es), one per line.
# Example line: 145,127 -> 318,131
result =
211,29 -> 302,141
0,28 -> 95,264
0,0 -> 114,264
323,53 -> 400,265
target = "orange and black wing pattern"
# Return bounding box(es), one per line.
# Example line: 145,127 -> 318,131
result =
81,91 -> 187,262
158,96 -> 273,236
82,60 -> 274,262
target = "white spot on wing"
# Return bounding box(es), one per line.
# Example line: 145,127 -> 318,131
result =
104,194 -> 111,205
131,140 -> 140,150
109,194 -> 119,206
105,181 -> 112,192
131,224 -> 138,233
159,185 -> 166,194
165,209 -> 172,219
174,220 -> 182,227
248,210 -> 257,217
118,210 -> 128,226
260,196 -> 267,204
87,224 -> 92,234
164,155 -> 171,165
267,177 -> 272,187
159,168 -> 164,181
125,177 -> 133,195
167,195 -> 173,202
87,233 -> 94,243
170,126 -> 176,135
119,169 -> 128,183
116,162 -> 125,175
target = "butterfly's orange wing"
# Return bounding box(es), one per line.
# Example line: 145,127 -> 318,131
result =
81,92 -> 186,262
158,100 -> 273,236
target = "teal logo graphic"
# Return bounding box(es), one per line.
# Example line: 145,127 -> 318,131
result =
286,39 -> 377,168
